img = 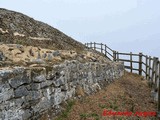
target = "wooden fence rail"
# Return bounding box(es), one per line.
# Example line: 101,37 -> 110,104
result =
85,42 -> 160,118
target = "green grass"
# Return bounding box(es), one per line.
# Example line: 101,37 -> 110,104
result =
98,103 -> 107,109
98,96 -> 119,111
56,100 -> 75,120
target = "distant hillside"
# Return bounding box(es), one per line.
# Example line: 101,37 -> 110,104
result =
0,8 -> 86,51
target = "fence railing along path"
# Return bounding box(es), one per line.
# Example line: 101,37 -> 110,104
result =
85,42 -> 160,118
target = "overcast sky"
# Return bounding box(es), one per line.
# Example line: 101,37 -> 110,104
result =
0,0 -> 160,57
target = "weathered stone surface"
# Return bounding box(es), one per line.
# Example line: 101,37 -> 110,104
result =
0,112 -> 4,120
0,89 -> 14,103
53,76 -> 65,87
0,69 -> 13,79
26,91 -> 42,101
9,75 -> 30,88
42,87 -> 54,100
51,88 -> 64,105
0,60 -> 124,119
30,83 -> 41,90
30,59 -> 45,64
33,75 -> 46,83
14,86 -> 29,98
40,80 -> 52,88
61,84 -> 69,91
0,83 -> 10,93
3,109 -> 24,120
46,69 -> 54,80
47,53 -> 53,61
22,109 -> 32,120
52,51 -> 60,56
12,67 -> 25,74
15,97 -> 26,108
32,97 -> 50,113
65,88 -> 75,99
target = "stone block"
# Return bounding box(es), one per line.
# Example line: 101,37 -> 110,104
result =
42,87 -> 54,100
14,86 -> 29,98
0,89 -> 14,103
9,75 -> 30,88
33,75 -> 46,83
40,80 -> 53,88
26,91 -> 42,101
0,83 -> 10,93
30,83 -> 41,90
22,109 -> 33,120
53,76 -> 65,87
52,51 -> 60,57
32,97 -> 50,113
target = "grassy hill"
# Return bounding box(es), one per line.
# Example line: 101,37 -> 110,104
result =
0,8 -> 86,51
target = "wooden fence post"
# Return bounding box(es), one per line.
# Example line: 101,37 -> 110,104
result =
113,51 -> 116,61
94,42 -> 96,50
155,58 -> 159,88
152,57 -> 156,86
130,52 -> 133,73
105,45 -> 107,57
158,61 -> 160,118
151,57 -> 159,89
139,52 -> 143,76
90,42 -> 92,49
159,61 -> 160,87
158,77 -> 160,118
116,51 -> 119,62
146,55 -> 148,80
149,56 -> 151,81
101,43 -> 103,53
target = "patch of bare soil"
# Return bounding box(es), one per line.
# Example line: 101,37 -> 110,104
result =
57,72 -> 157,120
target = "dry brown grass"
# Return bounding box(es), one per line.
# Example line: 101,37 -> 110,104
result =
56,72 -> 157,120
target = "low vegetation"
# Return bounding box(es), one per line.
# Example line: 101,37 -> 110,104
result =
56,72 -> 157,120
56,100 -> 76,120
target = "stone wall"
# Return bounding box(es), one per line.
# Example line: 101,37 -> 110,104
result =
0,60 -> 124,120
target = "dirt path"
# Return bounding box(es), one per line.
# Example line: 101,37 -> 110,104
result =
56,72 -> 157,120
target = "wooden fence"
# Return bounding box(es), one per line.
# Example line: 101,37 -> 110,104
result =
85,42 -> 160,118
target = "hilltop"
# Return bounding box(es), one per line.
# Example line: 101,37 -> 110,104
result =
0,8 -> 86,51
0,8 -> 109,67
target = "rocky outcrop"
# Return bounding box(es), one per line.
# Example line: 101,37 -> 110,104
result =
0,60 -> 124,120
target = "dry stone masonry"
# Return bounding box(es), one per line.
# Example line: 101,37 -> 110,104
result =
0,8 -> 126,120
0,60 -> 124,120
